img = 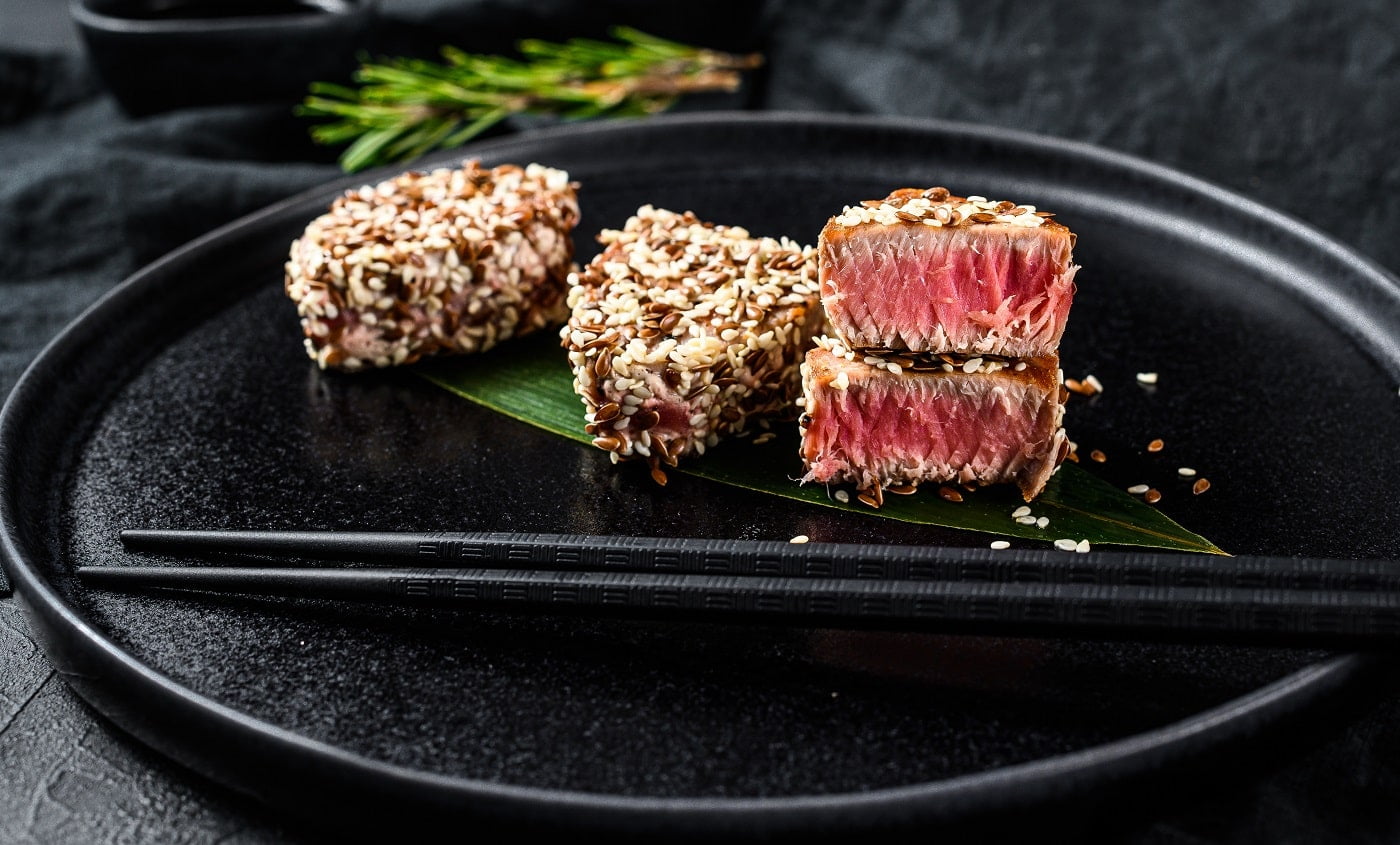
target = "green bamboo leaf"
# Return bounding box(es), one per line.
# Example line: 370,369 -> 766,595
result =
415,335 -> 1227,555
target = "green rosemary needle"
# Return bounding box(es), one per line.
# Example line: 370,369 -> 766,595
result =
299,26 -> 763,172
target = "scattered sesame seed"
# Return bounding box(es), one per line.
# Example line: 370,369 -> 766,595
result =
1177,467 -> 1197,477
1136,372 -> 1158,385
1193,478 -> 1211,495
789,535 -> 810,544
1084,374 -> 1104,394
1054,538 -> 1078,551
1147,439 -> 1164,452
1036,517 -> 1049,529
990,540 -> 1011,550
938,486 -> 964,502
834,489 -> 851,503
1012,506 -> 1032,518
1075,539 -> 1091,553
1016,516 -> 1038,525
1144,488 -> 1162,504
1089,449 -> 1106,463
1127,484 -> 1150,495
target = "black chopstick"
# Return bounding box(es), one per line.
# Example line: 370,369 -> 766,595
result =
95,529 -> 1400,647
78,562 -> 1400,648
120,529 -> 1400,592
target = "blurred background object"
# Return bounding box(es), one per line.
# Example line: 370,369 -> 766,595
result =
70,0 -> 374,115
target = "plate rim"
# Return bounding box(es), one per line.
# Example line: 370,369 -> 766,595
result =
0,110 -> 1393,835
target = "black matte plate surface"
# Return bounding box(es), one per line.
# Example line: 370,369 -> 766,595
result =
3,114 -> 1399,838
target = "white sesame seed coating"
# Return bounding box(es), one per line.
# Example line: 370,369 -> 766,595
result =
1177,467 -> 1197,477
789,534 -> 810,544
563,206 -> 820,474
286,160 -> 579,370
1054,538 -> 1078,551
829,187 -> 1058,231
990,540 -> 1011,550
811,336 -> 1017,374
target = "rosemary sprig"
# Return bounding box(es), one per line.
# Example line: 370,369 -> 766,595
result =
299,26 -> 763,172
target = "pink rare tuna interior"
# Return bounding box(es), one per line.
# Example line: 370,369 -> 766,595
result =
799,348 -> 1066,501
820,209 -> 1077,357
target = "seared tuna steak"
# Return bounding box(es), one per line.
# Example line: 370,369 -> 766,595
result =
564,206 -> 821,483
286,161 -> 579,370
820,187 -> 1077,357
799,341 -> 1067,501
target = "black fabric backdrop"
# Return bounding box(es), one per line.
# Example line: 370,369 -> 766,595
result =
2,0 -> 1400,840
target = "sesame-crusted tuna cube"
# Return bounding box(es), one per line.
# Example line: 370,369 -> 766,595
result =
285,160 -> 579,370
798,342 -> 1067,502
820,187 -> 1078,357
564,206 -> 821,483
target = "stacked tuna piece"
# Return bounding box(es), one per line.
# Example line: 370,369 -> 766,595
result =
799,187 -> 1077,503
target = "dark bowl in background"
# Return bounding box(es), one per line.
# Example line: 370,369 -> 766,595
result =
71,0 -> 376,116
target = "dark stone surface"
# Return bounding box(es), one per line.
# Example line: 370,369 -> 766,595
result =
2,0 -> 1399,841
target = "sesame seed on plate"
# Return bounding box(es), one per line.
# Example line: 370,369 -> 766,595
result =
1144,488 -> 1162,504
789,534 -> 810,544
1193,478 -> 1211,494
834,489 -> 851,503
1136,372 -> 1158,385
1054,538 -> 1078,551
1036,517 -> 1049,529
1089,449 -> 1106,463
990,540 -> 1011,550
1147,439 -> 1164,452
1016,516 -> 1038,525
1127,484 -> 1150,495
1075,540 -> 1091,553
1012,506 -> 1032,518
1178,467 -> 1197,477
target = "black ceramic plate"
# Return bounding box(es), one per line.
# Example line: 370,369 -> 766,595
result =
3,114 -> 1399,839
